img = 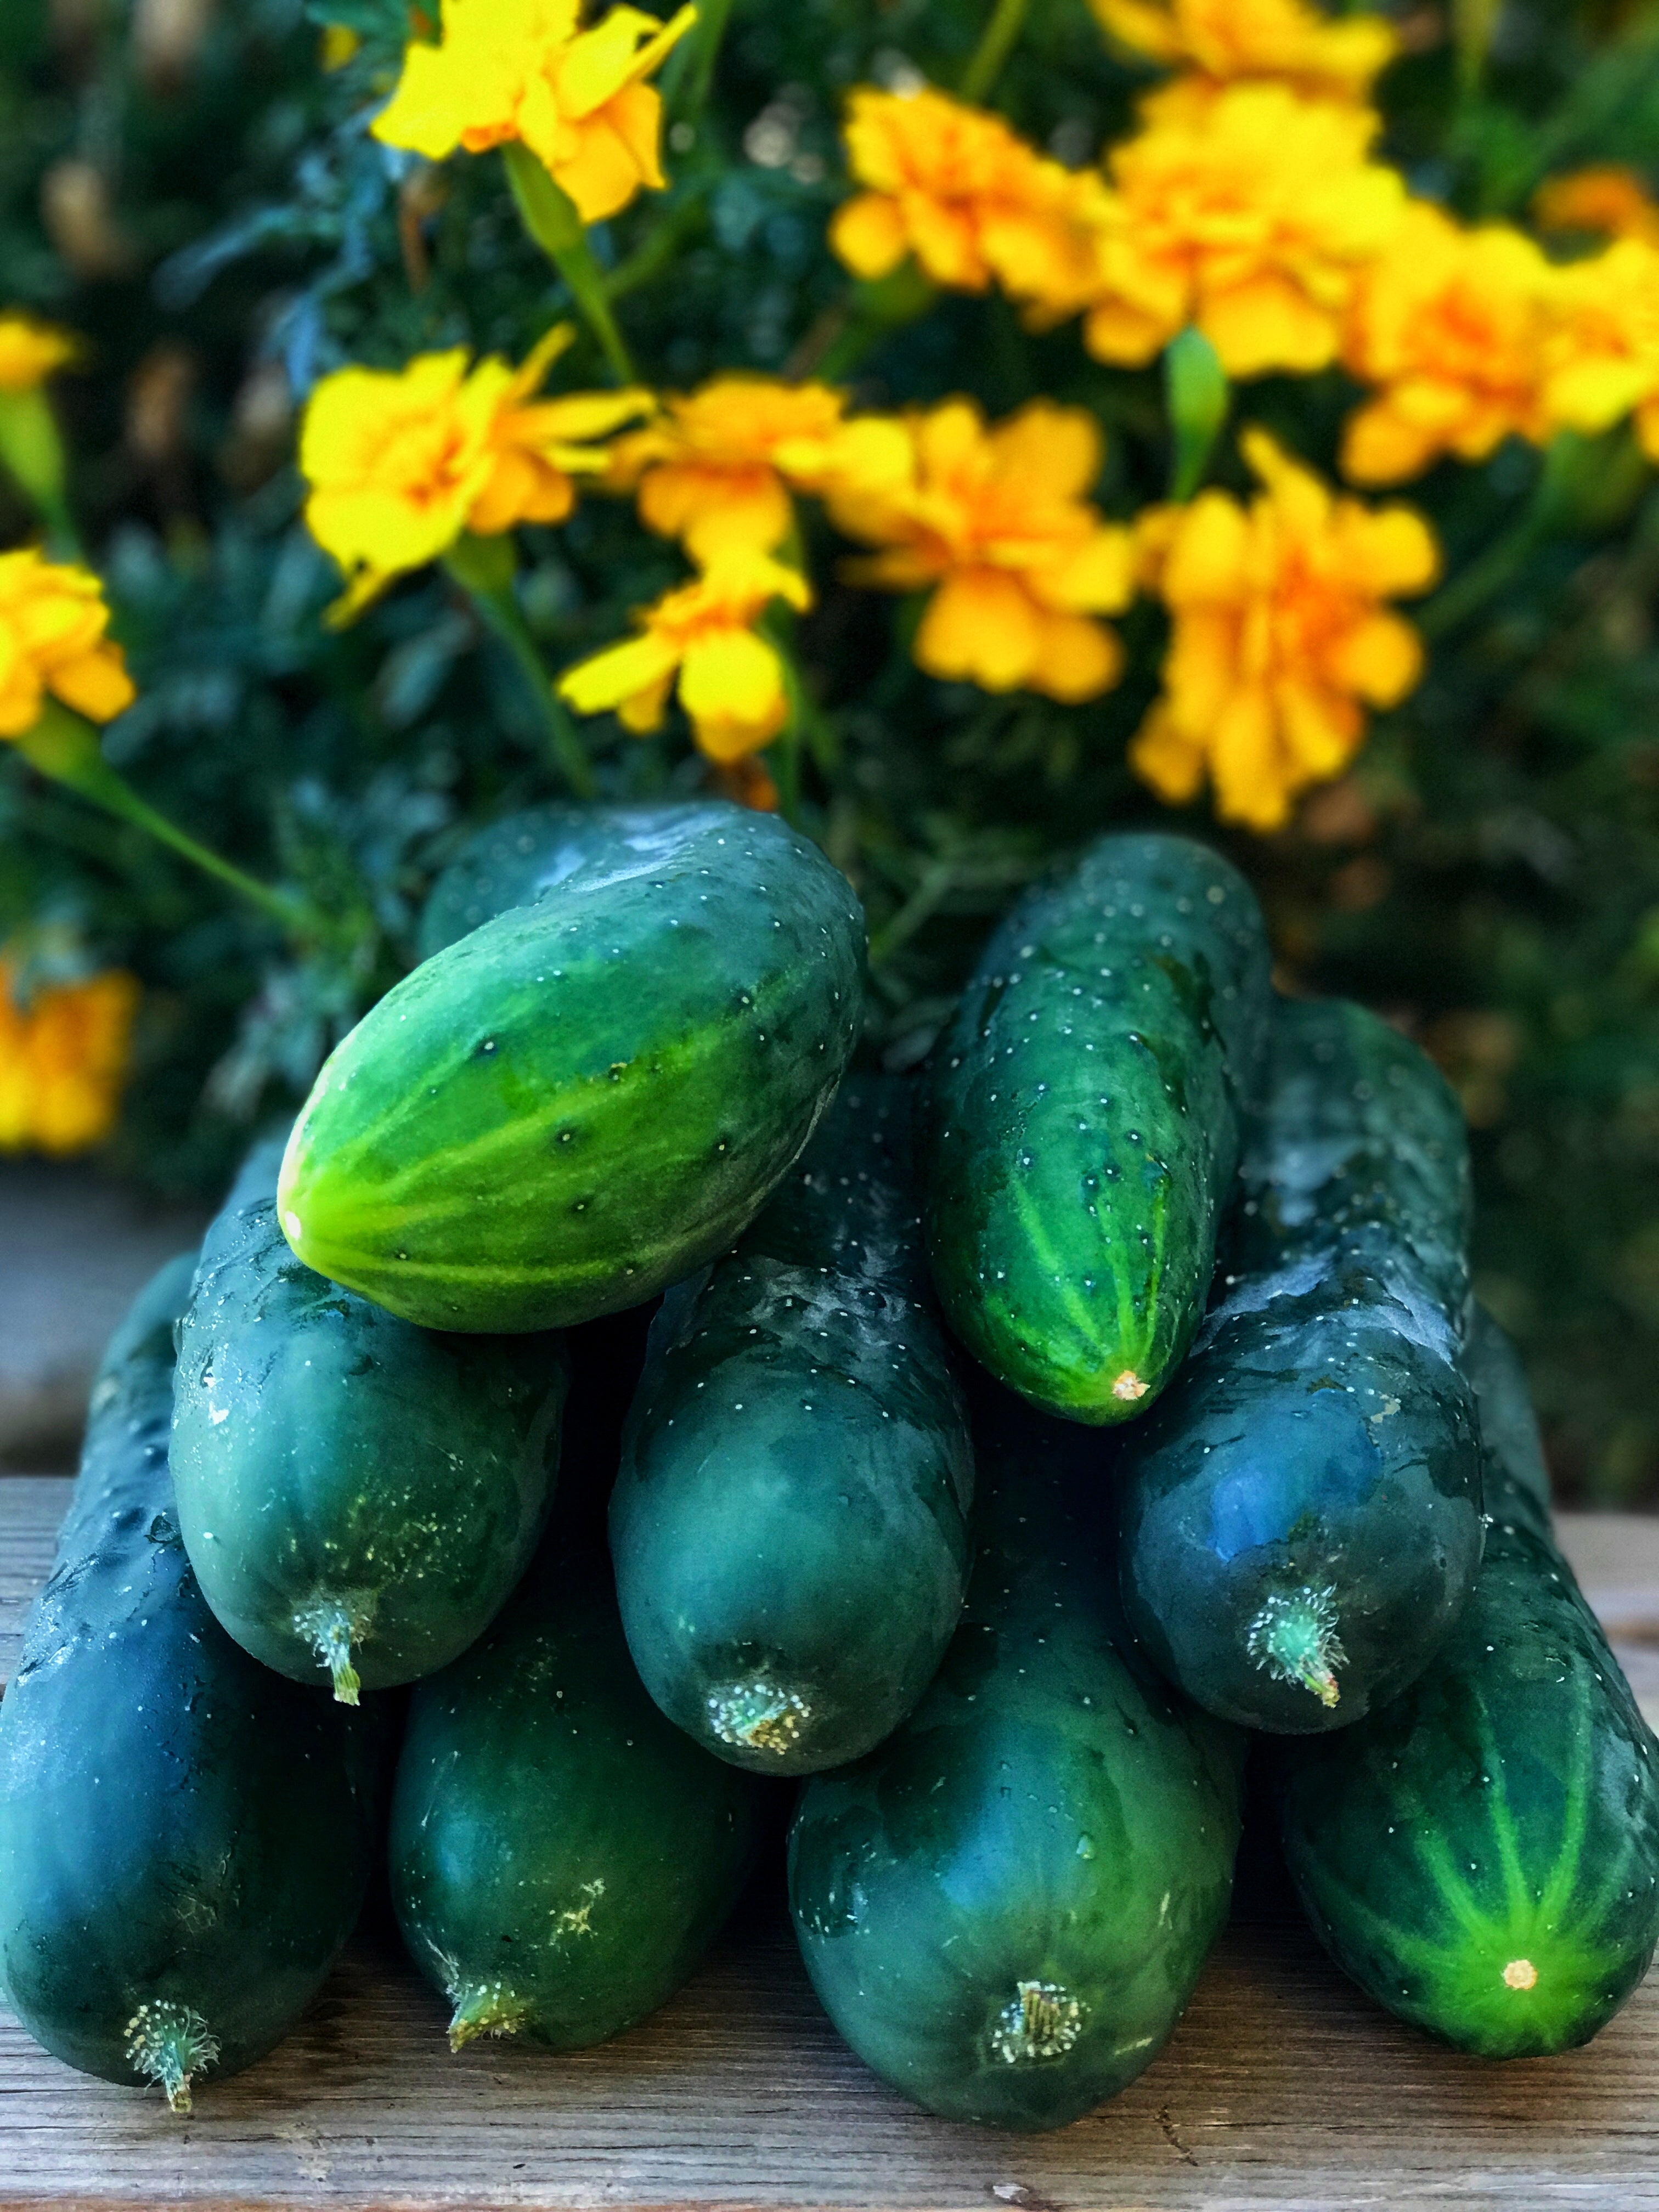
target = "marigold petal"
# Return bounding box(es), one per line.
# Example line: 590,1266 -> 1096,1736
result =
829,194 -> 911,280
1210,686 -> 1291,829
1203,274 -> 1341,377
1027,612 -> 1124,701
916,569 -> 1041,691
1084,297 -> 1174,366
1129,701 -> 1207,804
1325,611 -> 1423,705
555,92 -> 663,222
1340,401 -> 1440,487
559,630 -> 680,717
1160,491 -> 1251,605
49,645 -> 135,724
680,628 -> 789,759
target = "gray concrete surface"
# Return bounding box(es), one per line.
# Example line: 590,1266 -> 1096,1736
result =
0,1164 -> 210,1468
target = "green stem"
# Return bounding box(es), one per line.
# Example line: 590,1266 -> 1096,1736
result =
792,262 -> 938,382
603,190 -> 710,303
867,855 -> 957,967
670,0 -> 736,121
1417,436 -> 1583,643
503,142 -> 638,385
444,540 -> 599,799
958,0 -> 1032,103
15,702 -> 320,936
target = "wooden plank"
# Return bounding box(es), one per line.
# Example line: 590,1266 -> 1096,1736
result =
1,1912 -> 1658,2212
0,1478 -> 71,1690
1,1482 -> 1658,2210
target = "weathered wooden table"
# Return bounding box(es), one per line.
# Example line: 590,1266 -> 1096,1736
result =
2,1477 -> 1657,2212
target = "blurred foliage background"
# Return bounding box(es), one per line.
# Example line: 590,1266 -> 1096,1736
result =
4,0 -> 1659,1500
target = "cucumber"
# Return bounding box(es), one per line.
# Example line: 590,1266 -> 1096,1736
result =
172,1152 -> 567,1700
1274,1308 -> 1659,2057
610,1074 -> 973,1774
1115,996 -> 1484,1730
279,803 -> 866,1333
0,1259 -> 383,2111
390,1545 -> 765,2051
788,1383 -> 1244,2131
922,833 -> 1271,1425
417,800 -> 730,960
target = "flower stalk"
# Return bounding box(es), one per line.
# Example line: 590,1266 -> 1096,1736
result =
15,702 -> 321,937
960,0 -> 1034,104
504,143 -> 639,386
443,534 -> 599,799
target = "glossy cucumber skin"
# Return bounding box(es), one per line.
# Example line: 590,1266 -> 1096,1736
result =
0,1259 -> 383,2108
1274,1308 -> 1659,2058
390,1549 -> 765,2052
280,804 -> 866,1332
788,1385 -> 1244,2131
922,834 -> 1271,1425
417,800 -> 731,960
172,1158 -> 567,1697
1116,996 -> 1483,1731
611,1076 -> 973,1775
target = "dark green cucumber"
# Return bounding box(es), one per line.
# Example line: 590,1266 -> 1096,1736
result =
390,1545 -> 765,2051
172,1153 -> 567,1699
280,803 -> 866,1331
417,799 -> 730,960
788,1383 -> 1244,2131
922,833 -> 1271,1425
0,1259 -> 383,2111
610,1075 -> 974,1774
1115,996 -> 1483,1730
1274,1308 -> 1659,2057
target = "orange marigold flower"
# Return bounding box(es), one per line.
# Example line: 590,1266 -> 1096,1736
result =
558,548 -> 811,762
0,312 -> 80,395
825,398 -> 1134,703
1082,81 -> 1407,376
1131,428 -> 1438,831
606,376 -> 911,560
831,86 -> 1109,323
1533,166 -> 1659,249
1340,201 -> 1555,484
300,330 -> 652,620
1538,238 -> 1659,465
373,0 -> 697,225
0,551 -> 135,738
1089,0 -> 1397,101
0,954 -> 139,1157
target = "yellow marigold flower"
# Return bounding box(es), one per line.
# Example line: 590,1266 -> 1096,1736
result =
300,330 -> 652,618
0,312 -> 79,395
1131,428 -> 1438,831
0,551 -> 135,738
1538,239 -> 1659,464
1088,0 -> 1396,101
372,0 -> 697,225
1533,165 -> 1659,249
824,398 -> 1133,703
606,376 -> 912,560
0,955 -> 139,1157
1082,81 -> 1407,376
831,86 -> 1110,322
1340,201 -> 1555,484
558,549 -> 810,762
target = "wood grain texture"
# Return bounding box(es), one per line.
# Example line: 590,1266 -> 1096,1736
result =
2,1480 -> 1658,2211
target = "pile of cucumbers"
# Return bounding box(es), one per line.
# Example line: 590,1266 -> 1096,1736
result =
2,803 -> 1655,2132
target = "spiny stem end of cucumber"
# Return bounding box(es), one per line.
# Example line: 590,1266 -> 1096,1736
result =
447,1980 -> 531,2052
125,2001 -> 220,2114
1246,1584 -> 1346,1709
